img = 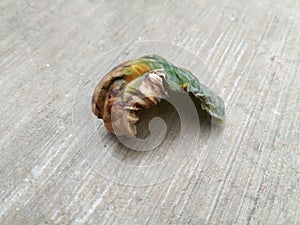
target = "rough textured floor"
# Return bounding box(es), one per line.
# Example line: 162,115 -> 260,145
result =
1,0 -> 300,224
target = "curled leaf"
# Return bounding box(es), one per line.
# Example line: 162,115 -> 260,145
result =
92,55 -> 225,136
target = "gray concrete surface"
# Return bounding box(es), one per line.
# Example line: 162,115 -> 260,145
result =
1,0 -> 300,224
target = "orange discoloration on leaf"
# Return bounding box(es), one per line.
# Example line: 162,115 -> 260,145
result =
124,63 -> 150,83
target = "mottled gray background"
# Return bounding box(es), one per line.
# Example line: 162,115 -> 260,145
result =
1,0 -> 300,224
